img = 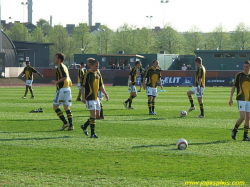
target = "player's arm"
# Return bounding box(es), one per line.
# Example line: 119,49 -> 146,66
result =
197,77 -> 202,92
128,75 -> 132,86
81,85 -> 86,104
143,77 -> 146,90
100,85 -> 109,101
229,86 -> 236,106
158,77 -> 163,90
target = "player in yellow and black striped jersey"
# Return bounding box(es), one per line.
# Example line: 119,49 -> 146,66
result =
76,62 -> 87,101
21,61 -> 43,99
80,59 -> 109,138
230,60 -> 250,141
123,61 -> 142,109
51,53 -> 74,131
187,57 -> 206,118
143,60 -> 163,115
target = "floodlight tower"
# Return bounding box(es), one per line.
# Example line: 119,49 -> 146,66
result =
161,0 -> 169,27
89,0 -> 92,26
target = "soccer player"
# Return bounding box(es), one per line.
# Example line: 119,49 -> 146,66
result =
143,59 -> 163,115
80,59 -> 109,138
230,60 -> 250,141
76,62 -> 87,101
22,61 -> 43,99
123,61 -> 142,109
51,53 -> 74,131
138,64 -> 145,92
187,57 -> 206,118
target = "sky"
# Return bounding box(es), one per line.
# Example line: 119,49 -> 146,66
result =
1,0 -> 250,32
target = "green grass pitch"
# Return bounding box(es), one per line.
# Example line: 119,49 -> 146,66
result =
0,85 -> 249,187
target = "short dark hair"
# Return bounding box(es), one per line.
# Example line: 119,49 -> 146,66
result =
195,57 -> 202,64
56,53 -> 65,62
244,60 -> 250,65
80,62 -> 85,65
135,61 -> 141,66
25,61 -> 30,64
89,59 -> 98,66
153,59 -> 158,63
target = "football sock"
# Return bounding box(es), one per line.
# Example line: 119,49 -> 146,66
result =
29,87 -> 34,97
200,103 -> 204,116
66,110 -> 73,126
90,117 -> 96,135
234,123 -> 240,130
152,101 -> 155,112
55,108 -> 67,124
148,100 -> 152,113
129,96 -> 135,108
244,126 -> 249,138
188,96 -> 194,107
83,118 -> 90,129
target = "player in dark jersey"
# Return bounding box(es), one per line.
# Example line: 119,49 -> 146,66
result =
230,60 -> 250,141
76,62 -> 87,101
187,57 -> 206,118
123,61 -> 142,109
80,59 -> 109,138
138,65 -> 145,92
21,61 -> 43,99
51,53 -> 74,131
143,59 -> 163,115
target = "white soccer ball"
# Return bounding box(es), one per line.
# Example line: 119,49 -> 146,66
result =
180,110 -> 187,117
176,138 -> 188,150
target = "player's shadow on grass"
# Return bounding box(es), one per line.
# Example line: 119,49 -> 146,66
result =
0,136 -> 72,141
132,140 -> 230,149
0,119 -> 58,122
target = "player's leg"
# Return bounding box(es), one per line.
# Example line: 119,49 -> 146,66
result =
64,105 -> 73,130
89,108 -> 98,138
23,85 -> 29,98
29,86 -> 34,98
233,101 -> 246,140
187,88 -> 196,111
232,109 -> 245,140
243,102 -> 250,141
197,96 -> 204,118
151,88 -> 158,115
148,95 -> 153,114
243,112 -> 250,141
53,89 -> 68,130
128,91 -> 137,109
152,96 -> 156,114
76,83 -> 81,101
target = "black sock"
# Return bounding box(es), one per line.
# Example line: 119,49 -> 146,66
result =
100,103 -> 103,117
234,123 -> 240,130
148,100 -> 152,113
200,103 -> 204,116
55,108 -> 67,124
66,110 -> 73,126
152,101 -> 155,112
188,96 -> 194,107
90,117 -> 96,135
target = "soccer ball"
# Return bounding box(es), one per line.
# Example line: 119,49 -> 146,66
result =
180,110 -> 187,117
176,138 -> 188,150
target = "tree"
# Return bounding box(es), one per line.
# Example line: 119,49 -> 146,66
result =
110,24 -> 139,54
72,23 -> 92,54
231,22 -> 250,50
205,24 -> 231,50
30,27 -> 45,43
184,26 -> 205,54
36,19 -> 52,36
156,25 -> 184,54
5,22 -> 30,41
96,25 -> 114,54
47,25 -> 71,66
